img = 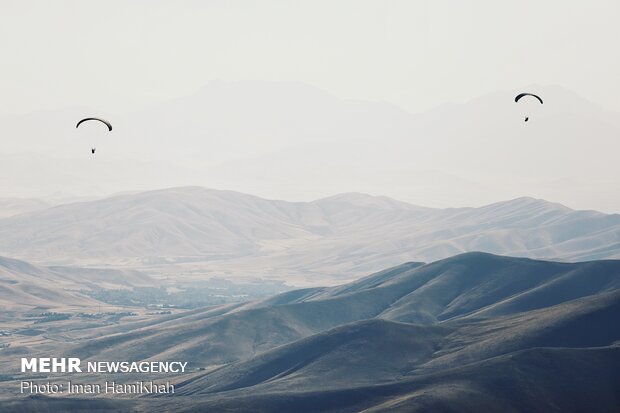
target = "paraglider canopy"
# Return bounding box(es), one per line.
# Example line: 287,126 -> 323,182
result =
514,93 -> 543,105
76,117 -> 113,131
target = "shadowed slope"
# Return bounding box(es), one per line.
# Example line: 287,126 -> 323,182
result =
3,253 -> 620,412
174,320 -> 449,395
67,253 -> 620,369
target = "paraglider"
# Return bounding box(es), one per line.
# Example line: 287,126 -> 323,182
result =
515,93 -> 543,122
76,117 -> 112,154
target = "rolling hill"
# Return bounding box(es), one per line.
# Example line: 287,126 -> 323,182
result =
4,252 -> 618,412
0,252 -> 620,412
50,253 -> 620,368
0,187 -> 618,284
162,253 -> 620,412
0,255 -> 157,312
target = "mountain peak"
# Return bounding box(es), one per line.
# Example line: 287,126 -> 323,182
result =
482,196 -> 573,213
313,192 -> 426,211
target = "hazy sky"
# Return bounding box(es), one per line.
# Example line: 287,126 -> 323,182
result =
1,0 -> 619,115
1,1 -> 620,212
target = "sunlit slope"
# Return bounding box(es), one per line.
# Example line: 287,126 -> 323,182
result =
0,187 -> 618,281
0,255 -> 156,311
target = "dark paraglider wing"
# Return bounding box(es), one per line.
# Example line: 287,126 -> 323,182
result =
515,93 -> 543,104
76,117 -> 113,131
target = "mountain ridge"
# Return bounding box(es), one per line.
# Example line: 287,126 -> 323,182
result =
0,187 -> 618,284
56,253 -> 620,368
2,252 -> 620,412
2,81 -> 620,211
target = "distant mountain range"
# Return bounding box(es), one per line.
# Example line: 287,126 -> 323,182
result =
0,187 -> 618,284
1,81 -> 619,211
5,252 -> 618,412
